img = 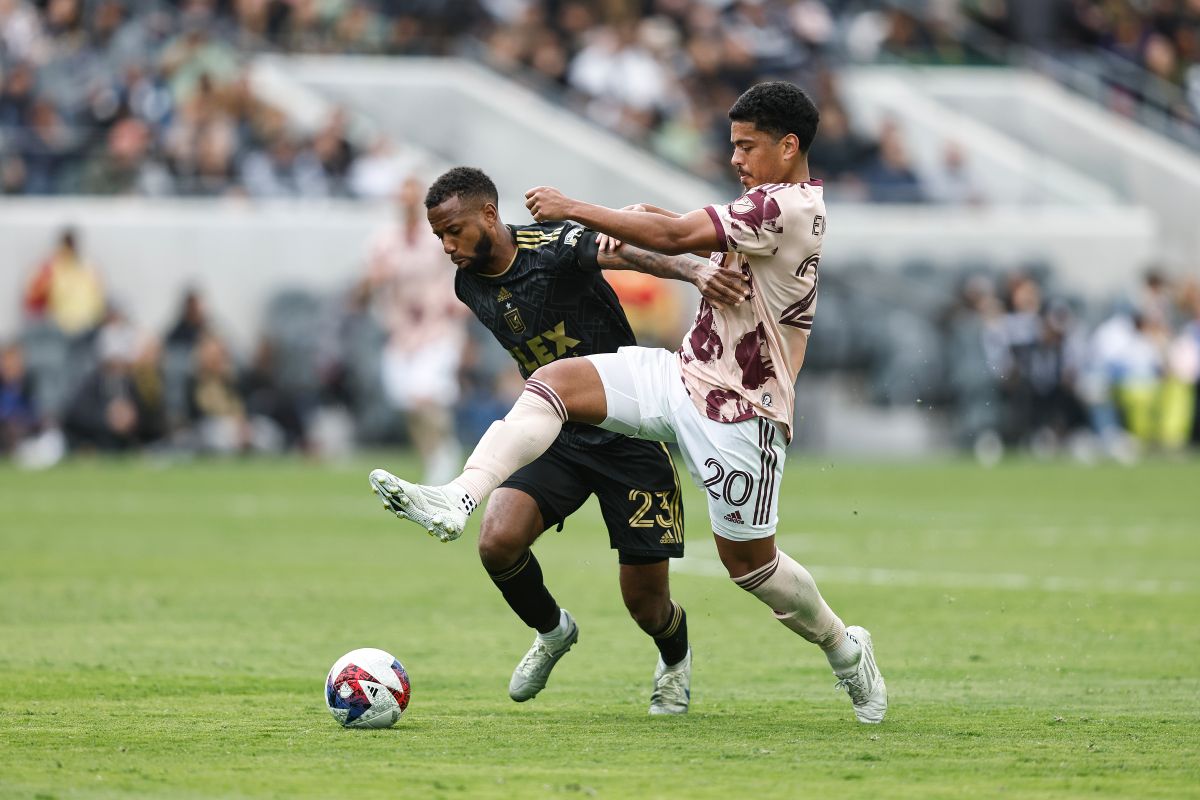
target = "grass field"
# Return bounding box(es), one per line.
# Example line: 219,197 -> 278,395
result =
2,456 -> 1198,799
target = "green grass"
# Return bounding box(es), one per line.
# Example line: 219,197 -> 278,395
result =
1,456 -> 1198,798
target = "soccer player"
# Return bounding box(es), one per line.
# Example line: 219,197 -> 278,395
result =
370,82 -> 888,723
367,176 -> 468,484
373,166 -> 750,714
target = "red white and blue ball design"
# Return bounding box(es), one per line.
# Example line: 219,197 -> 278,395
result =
325,648 -> 411,729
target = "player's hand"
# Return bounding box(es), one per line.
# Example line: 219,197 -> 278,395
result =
692,262 -> 751,308
596,204 -> 648,254
525,186 -> 574,222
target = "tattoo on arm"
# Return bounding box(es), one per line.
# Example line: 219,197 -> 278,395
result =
604,245 -> 696,283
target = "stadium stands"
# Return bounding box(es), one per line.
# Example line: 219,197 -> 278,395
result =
1,0 -> 1197,463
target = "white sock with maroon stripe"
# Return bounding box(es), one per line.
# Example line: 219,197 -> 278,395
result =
732,549 -> 861,673
453,379 -> 566,505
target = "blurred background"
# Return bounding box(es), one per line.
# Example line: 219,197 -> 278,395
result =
1,0 -> 1198,471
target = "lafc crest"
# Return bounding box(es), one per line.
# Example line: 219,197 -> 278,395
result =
504,307 -> 526,334
495,286 -> 524,333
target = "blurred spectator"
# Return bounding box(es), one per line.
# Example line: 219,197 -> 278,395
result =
861,121 -> 925,203
1024,301 -> 1087,452
165,287 -> 210,352
79,116 -> 157,195
0,341 -> 38,453
0,61 -> 36,132
926,141 -> 985,206
1161,279 -> 1199,449
807,103 -> 876,196
368,175 -> 467,484
23,227 -> 107,338
185,333 -> 282,454
1114,310 -> 1170,445
129,333 -> 167,444
62,321 -> 160,450
1180,282 -> 1200,447
347,137 -> 417,200
239,337 -> 307,450
1080,304 -> 1142,456
241,132 -> 330,199
945,274 -> 1006,453
186,333 -> 240,452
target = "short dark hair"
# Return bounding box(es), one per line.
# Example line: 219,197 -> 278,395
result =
728,81 -> 820,153
425,167 -> 498,210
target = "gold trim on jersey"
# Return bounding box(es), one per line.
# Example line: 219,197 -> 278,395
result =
487,250 -> 519,279
514,226 -> 564,251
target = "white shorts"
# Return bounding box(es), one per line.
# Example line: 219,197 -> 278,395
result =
586,346 -> 786,541
381,338 -> 462,410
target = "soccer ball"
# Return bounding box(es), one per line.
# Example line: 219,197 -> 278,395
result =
324,648 -> 411,729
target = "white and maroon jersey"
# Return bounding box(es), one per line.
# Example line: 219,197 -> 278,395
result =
679,180 -> 825,441
368,221 -> 465,353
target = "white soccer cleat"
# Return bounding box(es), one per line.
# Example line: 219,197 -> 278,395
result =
368,468 -> 471,543
834,626 -> 887,724
508,611 -> 579,702
649,646 -> 691,715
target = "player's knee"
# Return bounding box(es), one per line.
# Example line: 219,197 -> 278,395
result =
623,586 -> 671,633
716,535 -> 777,581
720,552 -> 763,581
528,361 -> 570,394
476,522 -> 526,571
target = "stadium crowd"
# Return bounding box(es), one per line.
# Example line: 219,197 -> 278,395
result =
2,1 -> 1195,198
3,220 -> 1199,467
2,1 -> 1196,464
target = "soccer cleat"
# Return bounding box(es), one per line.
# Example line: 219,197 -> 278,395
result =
649,646 -> 691,715
368,468 -> 471,543
508,611 -> 579,702
834,626 -> 887,724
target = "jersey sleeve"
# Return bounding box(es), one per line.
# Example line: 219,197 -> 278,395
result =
555,223 -> 603,272
704,187 -> 785,257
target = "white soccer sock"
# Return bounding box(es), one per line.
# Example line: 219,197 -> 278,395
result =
824,630 -> 862,676
537,608 -> 571,645
453,379 -> 566,505
733,549 -> 860,671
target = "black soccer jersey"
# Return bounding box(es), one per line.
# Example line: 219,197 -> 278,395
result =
455,222 -> 636,449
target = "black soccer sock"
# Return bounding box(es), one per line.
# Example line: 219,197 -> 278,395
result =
486,550 -> 561,634
650,602 -> 689,667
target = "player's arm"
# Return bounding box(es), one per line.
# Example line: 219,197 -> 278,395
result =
629,203 -> 681,219
527,187 -> 720,256
596,204 -> 710,257
597,244 -> 749,308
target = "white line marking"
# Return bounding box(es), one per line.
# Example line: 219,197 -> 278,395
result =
671,555 -> 1196,595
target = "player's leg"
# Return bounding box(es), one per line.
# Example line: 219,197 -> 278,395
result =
586,435 -> 692,713
618,559 -> 692,715
678,412 -> 887,723
477,488 -> 560,634
451,357 -> 607,503
370,348 -> 667,541
483,447 -> 592,702
617,560 -> 674,638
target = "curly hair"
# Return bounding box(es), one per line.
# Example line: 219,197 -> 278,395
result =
728,82 -> 820,153
424,166 -> 499,210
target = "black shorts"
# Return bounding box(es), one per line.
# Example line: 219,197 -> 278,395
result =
501,435 -> 685,561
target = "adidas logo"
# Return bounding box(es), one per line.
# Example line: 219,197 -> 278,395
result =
497,287 -> 513,302
723,510 -> 744,524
